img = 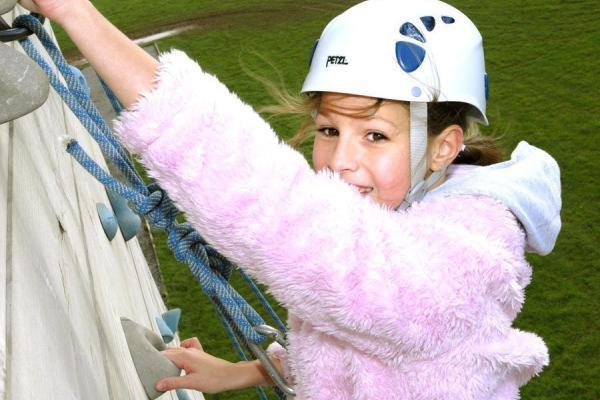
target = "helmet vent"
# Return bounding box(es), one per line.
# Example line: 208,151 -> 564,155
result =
442,16 -> 455,24
395,41 -> 426,73
400,22 -> 425,43
420,16 -> 436,32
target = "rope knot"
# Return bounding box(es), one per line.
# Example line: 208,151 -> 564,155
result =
138,184 -> 178,229
166,223 -> 206,265
13,14 -> 40,32
206,245 -> 234,280
166,223 -> 233,279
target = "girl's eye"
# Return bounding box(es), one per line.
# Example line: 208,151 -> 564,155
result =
366,132 -> 388,142
317,127 -> 339,137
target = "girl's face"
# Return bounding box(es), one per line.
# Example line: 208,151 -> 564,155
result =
312,92 -> 411,209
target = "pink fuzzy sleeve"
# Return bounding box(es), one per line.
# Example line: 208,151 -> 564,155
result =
114,50 -> 528,360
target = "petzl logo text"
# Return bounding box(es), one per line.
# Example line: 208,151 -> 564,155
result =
326,56 -> 349,68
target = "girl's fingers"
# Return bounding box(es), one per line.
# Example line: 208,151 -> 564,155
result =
181,337 -> 203,350
161,348 -> 190,368
155,374 -> 197,392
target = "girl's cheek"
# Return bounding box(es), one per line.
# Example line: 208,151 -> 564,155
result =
312,140 -> 331,171
376,154 -> 409,184
312,149 -> 327,171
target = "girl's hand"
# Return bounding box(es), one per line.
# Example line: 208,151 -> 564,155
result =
21,0 -> 157,108
18,0 -> 84,24
156,337 -> 271,394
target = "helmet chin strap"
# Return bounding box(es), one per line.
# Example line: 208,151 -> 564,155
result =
397,102 -> 446,211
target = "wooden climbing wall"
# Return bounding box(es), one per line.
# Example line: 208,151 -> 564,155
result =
0,7 -> 203,400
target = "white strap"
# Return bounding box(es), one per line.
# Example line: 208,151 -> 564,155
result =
398,169 -> 445,210
398,102 -> 447,210
409,102 -> 428,190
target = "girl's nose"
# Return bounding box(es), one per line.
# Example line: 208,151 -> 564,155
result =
328,138 -> 359,173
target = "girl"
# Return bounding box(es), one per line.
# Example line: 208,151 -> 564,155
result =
21,0 -> 562,398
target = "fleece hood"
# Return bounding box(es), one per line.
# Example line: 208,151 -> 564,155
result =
426,141 -> 562,255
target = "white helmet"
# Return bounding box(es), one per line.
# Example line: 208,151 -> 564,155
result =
301,0 -> 489,208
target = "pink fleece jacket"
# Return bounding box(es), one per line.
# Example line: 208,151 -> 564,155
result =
115,50 -> 550,399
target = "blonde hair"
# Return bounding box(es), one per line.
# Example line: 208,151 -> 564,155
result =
259,86 -> 502,166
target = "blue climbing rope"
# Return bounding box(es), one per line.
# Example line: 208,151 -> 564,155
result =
63,100 -> 267,346
14,14 -> 287,399
238,269 -> 287,333
16,19 -> 146,194
98,76 -> 124,114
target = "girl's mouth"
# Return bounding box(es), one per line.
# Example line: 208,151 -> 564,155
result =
351,184 -> 373,194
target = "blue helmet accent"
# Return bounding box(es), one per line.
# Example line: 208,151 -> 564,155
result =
308,39 -> 319,67
420,16 -> 436,32
442,16 -> 455,24
400,22 -> 425,43
484,73 -> 490,100
395,41 -> 426,72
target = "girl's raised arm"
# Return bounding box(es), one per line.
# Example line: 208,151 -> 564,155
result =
19,0 -> 158,108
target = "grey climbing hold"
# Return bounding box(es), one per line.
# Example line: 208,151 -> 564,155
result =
107,189 -> 141,241
0,41 -> 49,125
121,317 -> 182,400
96,203 -> 118,241
0,0 -> 18,15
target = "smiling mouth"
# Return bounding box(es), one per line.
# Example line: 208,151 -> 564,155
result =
352,185 -> 373,194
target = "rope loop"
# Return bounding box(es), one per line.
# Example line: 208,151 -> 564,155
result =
206,245 -> 234,279
169,225 -> 214,274
167,224 -> 210,267
169,224 -> 232,279
137,184 -> 179,229
190,241 -> 210,268
1,13 -> 44,42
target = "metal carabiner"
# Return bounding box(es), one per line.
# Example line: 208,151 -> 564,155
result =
0,13 -> 44,43
248,324 -> 295,397
255,324 -> 287,348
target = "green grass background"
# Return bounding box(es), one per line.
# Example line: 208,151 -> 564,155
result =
56,1 -> 599,399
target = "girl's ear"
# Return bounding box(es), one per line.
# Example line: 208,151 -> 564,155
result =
428,124 -> 464,172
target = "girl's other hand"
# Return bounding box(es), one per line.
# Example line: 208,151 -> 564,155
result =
157,337 -> 244,394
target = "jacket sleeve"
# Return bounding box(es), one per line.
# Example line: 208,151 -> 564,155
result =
114,50 -> 530,360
